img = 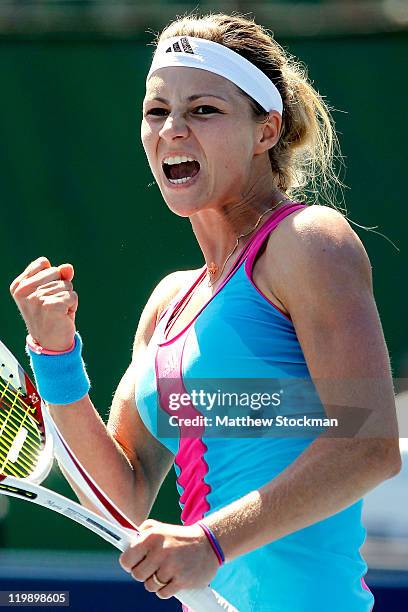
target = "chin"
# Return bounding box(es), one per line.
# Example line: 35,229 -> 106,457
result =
158,182 -> 209,217
163,198 -> 204,218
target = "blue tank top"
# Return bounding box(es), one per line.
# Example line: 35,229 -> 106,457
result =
135,203 -> 374,611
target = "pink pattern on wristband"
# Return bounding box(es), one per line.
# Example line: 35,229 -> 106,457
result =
26,334 -> 76,355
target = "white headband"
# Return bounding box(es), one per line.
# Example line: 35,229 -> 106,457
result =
147,36 -> 283,115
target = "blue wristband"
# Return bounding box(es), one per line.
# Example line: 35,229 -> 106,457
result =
26,332 -> 91,405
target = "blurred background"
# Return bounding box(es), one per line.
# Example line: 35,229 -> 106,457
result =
0,0 -> 407,610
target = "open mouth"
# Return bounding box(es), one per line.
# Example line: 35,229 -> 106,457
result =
162,160 -> 201,185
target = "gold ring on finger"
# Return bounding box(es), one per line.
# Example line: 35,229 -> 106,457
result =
152,572 -> 168,588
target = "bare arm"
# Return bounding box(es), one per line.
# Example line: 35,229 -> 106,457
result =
202,205 -> 401,560
49,272 -> 195,522
10,259 -> 191,525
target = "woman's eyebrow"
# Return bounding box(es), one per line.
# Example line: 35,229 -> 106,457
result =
146,93 -> 228,104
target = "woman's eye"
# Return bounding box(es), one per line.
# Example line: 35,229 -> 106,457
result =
144,105 -> 219,117
145,108 -> 168,116
193,105 -> 219,114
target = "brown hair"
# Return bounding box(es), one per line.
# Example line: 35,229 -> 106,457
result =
154,12 -> 345,211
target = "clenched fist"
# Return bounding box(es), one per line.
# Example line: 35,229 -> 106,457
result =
10,256 -> 78,352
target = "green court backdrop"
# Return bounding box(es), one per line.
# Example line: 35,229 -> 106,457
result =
0,30 -> 406,550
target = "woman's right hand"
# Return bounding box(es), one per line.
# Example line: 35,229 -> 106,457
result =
10,256 -> 78,352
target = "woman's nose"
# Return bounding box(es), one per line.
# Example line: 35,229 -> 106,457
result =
159,114 -> 189,140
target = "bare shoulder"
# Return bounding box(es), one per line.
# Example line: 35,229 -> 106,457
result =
273,204 -> 366,252
132,268 -> 201,356
265,205 -> 373,306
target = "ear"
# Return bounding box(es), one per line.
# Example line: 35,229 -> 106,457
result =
253,111 -> 282,155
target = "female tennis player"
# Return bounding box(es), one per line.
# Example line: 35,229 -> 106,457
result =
10,13 -> 400,612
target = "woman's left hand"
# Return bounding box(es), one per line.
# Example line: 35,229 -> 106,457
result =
119,519 -> 219,599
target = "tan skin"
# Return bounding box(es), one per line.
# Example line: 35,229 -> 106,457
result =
10,65 -> 401,599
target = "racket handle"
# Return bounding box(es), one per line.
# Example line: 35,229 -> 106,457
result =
117,531 -> 238,611
176,586 -> 237,611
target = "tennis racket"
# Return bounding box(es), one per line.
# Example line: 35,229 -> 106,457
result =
0,338 -> 236,612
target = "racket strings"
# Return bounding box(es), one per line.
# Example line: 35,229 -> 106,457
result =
0,455 -> 30,479
0,371 -> 41,423
0,421 -> 42,476
0,430 -> 40,468
0,441 -> 38,478
0,425 -> 40,478
0,373 -> 44,478
0,426 -> 40,465
0,431 -> 42,477
0,381 -> 42,450
0,390 -> 42,451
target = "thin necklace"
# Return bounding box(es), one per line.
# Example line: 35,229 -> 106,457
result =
207,197 -> 291,287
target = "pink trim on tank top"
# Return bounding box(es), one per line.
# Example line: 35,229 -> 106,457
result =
158,268 -> 206,326
244,203 -> 307,322
160,267 -> 207,345
165,278 -> 201,339
361,577 -> 374,611
155,327 -> 211,524
159,202 -> 306,346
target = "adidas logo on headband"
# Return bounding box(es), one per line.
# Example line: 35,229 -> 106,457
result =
166,37 -> 194,54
